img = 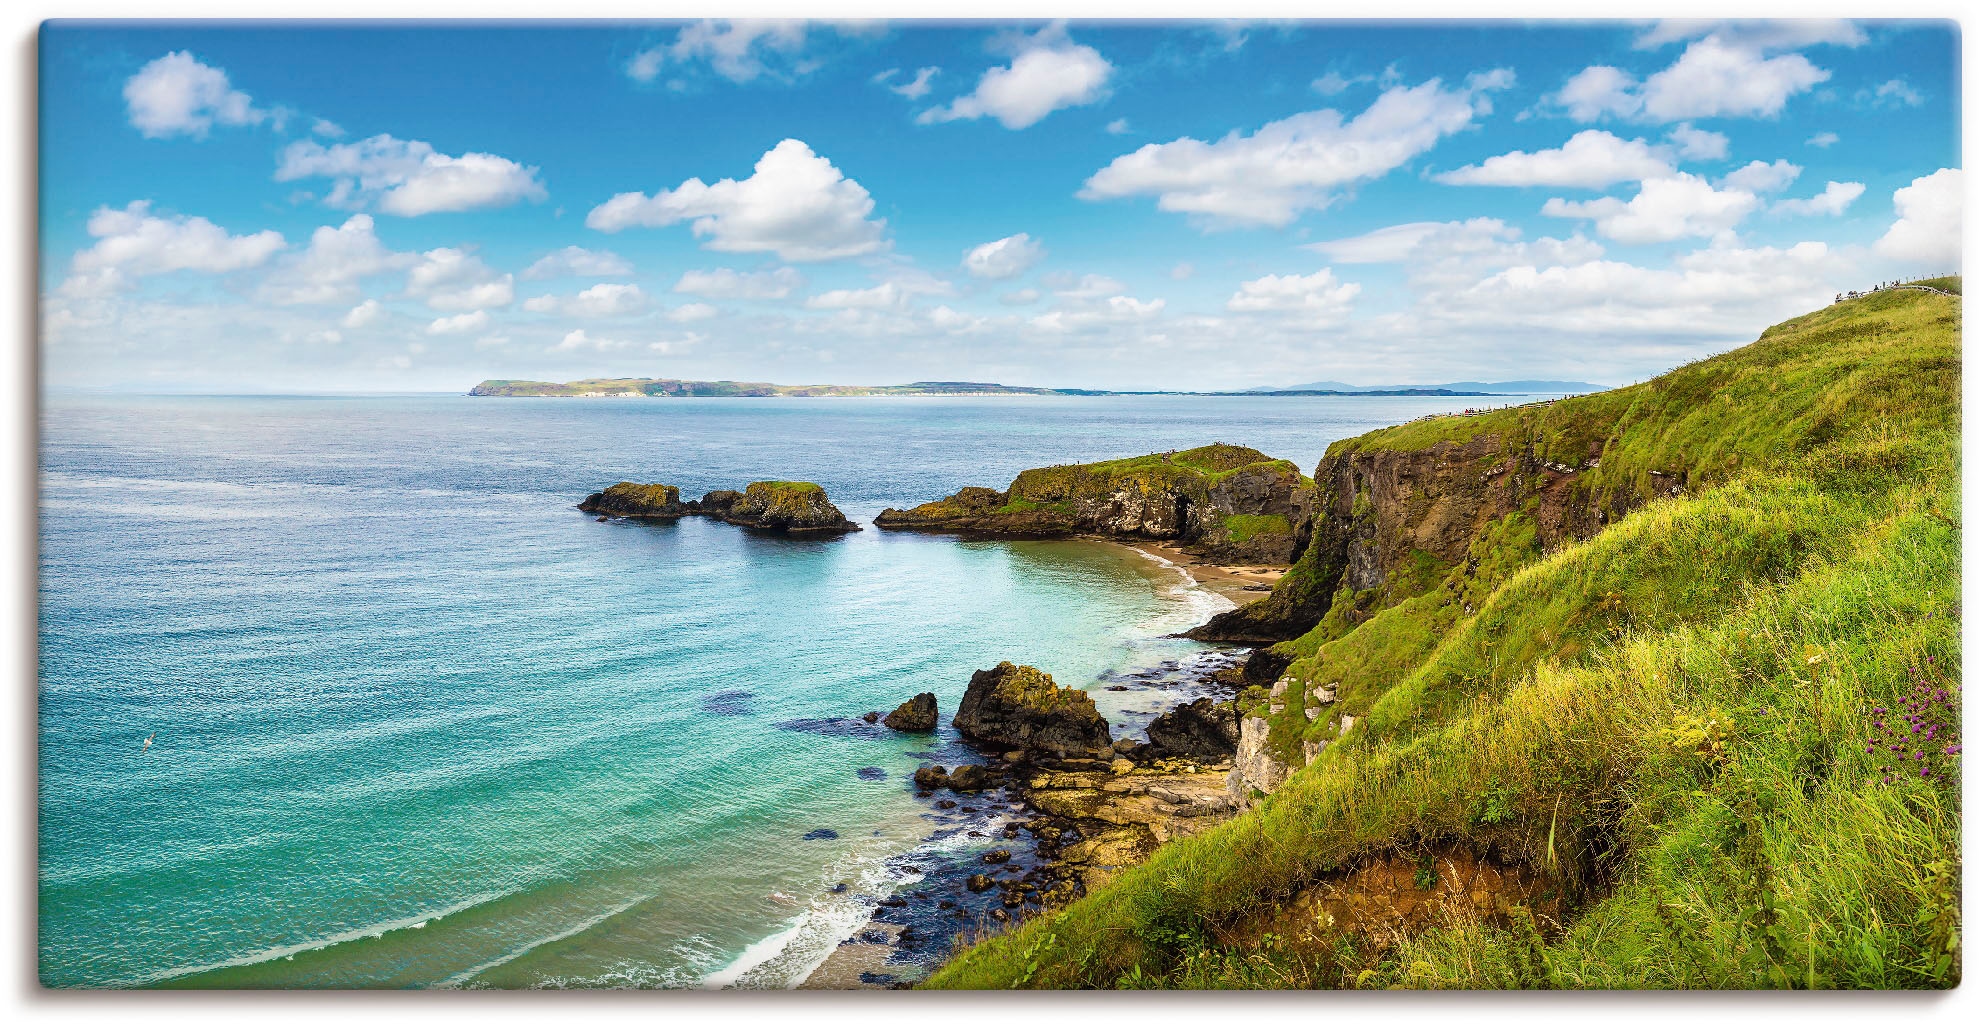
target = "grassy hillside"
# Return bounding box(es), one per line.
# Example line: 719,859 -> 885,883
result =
927,284 -> 1961,989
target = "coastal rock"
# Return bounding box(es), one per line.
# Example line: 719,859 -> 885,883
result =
875,443 -> 1311,562
882,693 -> 938,732
1144,697 -> 1240,762
695,489 -> 743,515
913,765 -> 950,790
715,481 -> 860,535
947,764 -> 989,792
1227,714 -> 1291,804
578,482 -> 688,518
952,662 -> 1112,759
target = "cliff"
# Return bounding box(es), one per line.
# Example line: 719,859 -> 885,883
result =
875,443 -> 1314,563
928,281 -> 1962,989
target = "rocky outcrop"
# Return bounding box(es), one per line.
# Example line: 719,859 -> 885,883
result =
1144,697 -> 1240,762
875,443 -> 1313,563
579,482 -> 688,518
883,692 -> 938,732
581,480 -> 858,535
952,662 -> 1112,759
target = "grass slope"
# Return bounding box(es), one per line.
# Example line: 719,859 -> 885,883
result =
926,285 -> 1961,990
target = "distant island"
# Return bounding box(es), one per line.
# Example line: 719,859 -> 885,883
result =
467,377 -> 1546,398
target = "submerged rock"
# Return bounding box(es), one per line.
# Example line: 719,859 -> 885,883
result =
578,482 -> 688,518
883,692 -> 938,732
952,662 -> 1112,759
803,828 -> 841,841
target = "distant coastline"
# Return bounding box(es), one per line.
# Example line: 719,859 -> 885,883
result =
466,376 -> 1564,399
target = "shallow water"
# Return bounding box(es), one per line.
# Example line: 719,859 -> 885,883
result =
37,391 -> 1536,988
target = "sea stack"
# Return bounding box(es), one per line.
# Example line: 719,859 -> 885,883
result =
581,480 -> 859,535
952,662 -> 1111,759
882,692 -> 938,732
578,482 -> 689,518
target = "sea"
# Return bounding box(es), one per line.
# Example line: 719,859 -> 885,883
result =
37,391 -> 1537,989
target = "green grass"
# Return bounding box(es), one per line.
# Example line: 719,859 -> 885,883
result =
1223,514 -> 1294,545
925,284 -> 1960,991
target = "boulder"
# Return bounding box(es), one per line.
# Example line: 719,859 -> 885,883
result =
913,765 -> 950,790
578,482 -> 688,518
1145,697 -> 1240,762
947,764 -> 989,792
882,692 -> 938,732
952,662 -> 1112,759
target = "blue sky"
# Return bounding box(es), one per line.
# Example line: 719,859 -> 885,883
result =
38,18 -> 1962,391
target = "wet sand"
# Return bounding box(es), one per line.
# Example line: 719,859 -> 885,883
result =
1132,540 -> 1286,604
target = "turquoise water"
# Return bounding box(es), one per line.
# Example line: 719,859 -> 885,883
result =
38,392 -> 1526,989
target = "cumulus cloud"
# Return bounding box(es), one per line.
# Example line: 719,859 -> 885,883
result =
1806,131 -> 1840,148
804,267 -> 954,310
1081,73 -> 1510,228
963,233 -> 1047,279
60,201 -> 285,296
342,299 -> 383,329
1666,123 -> 1729,160
1435,130 -> 1675,189
1770,181 -> 1865,217
919,23 -> 1112,129
1542,173 -> 1760,244
258,214 -> 412,306
673,266 -> 806,300
1633,19 -> 1866,52
404,248 -> 515,311
523,283 -> 650,317
1226,269 -> 1361,320
275,134 -> 547,217
1044,272 -> 1129,300
874,66 -> 940,99
123,51 -> 274,138
1551,34 -> 1831,123
668,302 -> 719,322
1861,78 -> 1925,108
586,139 -> 887,261
1719,159 -> 1801,194
1307,218 -> 1604,286
522,246 -> 633,280
1105,118 -> 1132,135
1874,168 -> 1961,267
1029,294 -> 1165,332
627,20 -> 823,85
427,310 -> 491,335
1311,70 -> 1374,96
999,288 -> 1042,305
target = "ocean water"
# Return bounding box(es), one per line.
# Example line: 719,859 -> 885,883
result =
37,391 -> 1532,989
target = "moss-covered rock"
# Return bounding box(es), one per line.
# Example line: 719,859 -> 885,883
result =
578,482 -> 688,518
876,443 -> 1312,561
883,692 -> 938,732
952,662 -> 1112,759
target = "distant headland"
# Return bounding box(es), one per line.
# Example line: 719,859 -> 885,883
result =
466,377 -> 1579,398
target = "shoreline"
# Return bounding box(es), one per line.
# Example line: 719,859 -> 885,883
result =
771,542 -> 1261,990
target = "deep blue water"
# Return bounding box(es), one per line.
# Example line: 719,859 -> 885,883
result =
37,392 -> 1526,988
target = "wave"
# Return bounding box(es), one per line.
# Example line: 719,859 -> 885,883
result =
438,891 -> 655,988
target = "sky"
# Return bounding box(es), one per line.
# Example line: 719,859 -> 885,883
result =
37,18 -> 1962,392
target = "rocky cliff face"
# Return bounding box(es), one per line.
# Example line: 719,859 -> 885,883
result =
876,443 -> 1313,562
952,662 -> 1112,759
1191,423 -> 1646,644
580,480 -> 858,535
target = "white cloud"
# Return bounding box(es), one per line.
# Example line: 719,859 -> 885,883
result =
311,118 -> 344,138
1435,130 -> 1675,189
258,214 -> 412,306
427,310 -> 491,335
1634,20 -> 1866,52
673,267 -> 805,300
804,268 -> 953,310
1311,70 -> 1373,96
585,139 -> 886,262
1874,168 -> 1961,266
1081,74 -> 1509,228
1806,131 -> 1840,148
1044,272 -> 1128,300
123,51 -> 272,139
1552,66 -> 1642,122
1170,262 -> 1195,280
627,20 -> 818,85
668,302 -> 719,322
874,66 -> 940,99
1771,181 -> 1865,217
522,246 -> 633,280
1226,269 -> 1361,320
342,299 -> 383,329
1720,159 -> 1801,194
404,248 -> 515,311
524,282 -> 650,317
1307,218 -> 1605,289
1105,118 -> 1132,135
1029,294 -> 1166,332
1863,78 -> 1925,108
1552,34 -> 1832,123
275,134 -> 547,216
1542,174 -> 1760,244
60,201 -> 285,296
999,288 -> 1042,305
919,23 -> 1112,130
962,233 -> 1046,279
1666,123 -> 1729,161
